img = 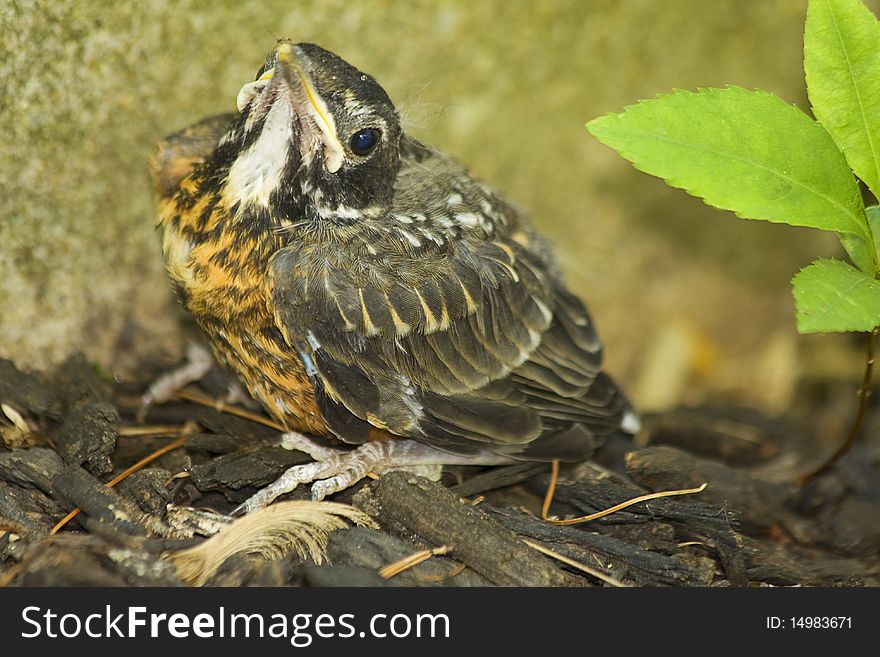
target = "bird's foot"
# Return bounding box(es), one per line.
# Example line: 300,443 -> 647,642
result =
233,433 -> 515,514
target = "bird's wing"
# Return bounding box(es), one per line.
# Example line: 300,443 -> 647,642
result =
150,114 -> 235,199
265,215 -> 626,456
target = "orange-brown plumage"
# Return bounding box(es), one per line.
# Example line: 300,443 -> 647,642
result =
154,129 -> 327,435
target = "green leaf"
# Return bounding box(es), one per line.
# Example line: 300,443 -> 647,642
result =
842,203 -> 880,275
792,258 -> 880,333
805,0 -> 880,202
838,231 -> 875,274
587,87 -> 868,240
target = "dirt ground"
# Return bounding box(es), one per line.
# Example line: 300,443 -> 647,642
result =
1,353 -> 879,587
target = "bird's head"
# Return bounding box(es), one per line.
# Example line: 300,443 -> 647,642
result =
221,41 -> 402,224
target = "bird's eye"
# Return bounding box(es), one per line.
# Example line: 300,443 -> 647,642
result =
349,128 -> 381,157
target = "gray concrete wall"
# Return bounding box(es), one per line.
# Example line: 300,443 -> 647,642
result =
1,0 -> 867,411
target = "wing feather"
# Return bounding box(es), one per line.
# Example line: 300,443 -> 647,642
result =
265,149 -> 632,458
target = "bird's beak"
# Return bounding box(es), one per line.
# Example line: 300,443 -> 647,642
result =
235,68 -> 276,113
238,42 -> 345,174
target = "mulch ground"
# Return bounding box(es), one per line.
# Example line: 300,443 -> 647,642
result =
1,354 -> 879,587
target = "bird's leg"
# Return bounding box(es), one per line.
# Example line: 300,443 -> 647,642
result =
233,437 -> 516,514
277,431 -> 342,460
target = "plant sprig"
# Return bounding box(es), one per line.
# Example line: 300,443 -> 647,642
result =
587,0 -> 880,477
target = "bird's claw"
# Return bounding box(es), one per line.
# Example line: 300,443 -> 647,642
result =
235,440 -> 387,515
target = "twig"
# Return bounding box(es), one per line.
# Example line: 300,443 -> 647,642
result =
50,433 -> 190,534
799,327 -> 878,485
522,539 -> 627,587
546,483 -> 708,526
174,389 -> 285,431
541,459 -> 560,519
118,424 -> 189,437
378,544 -> 453,579
416,561 -> 467,584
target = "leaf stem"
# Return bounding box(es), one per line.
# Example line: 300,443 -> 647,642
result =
799,325 -> 878,485
866,217 -> 880,275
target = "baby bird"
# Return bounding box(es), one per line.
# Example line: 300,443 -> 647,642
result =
152,41 -> 638,512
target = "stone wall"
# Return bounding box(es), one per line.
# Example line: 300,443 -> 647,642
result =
1,0 -> 868,410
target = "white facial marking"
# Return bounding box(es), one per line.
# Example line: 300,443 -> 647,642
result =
226,100 -> 293,209
335,205 -> 362,220
218,127 -> 238,147
314,204 -> 364,220
447,193 -> 463,206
